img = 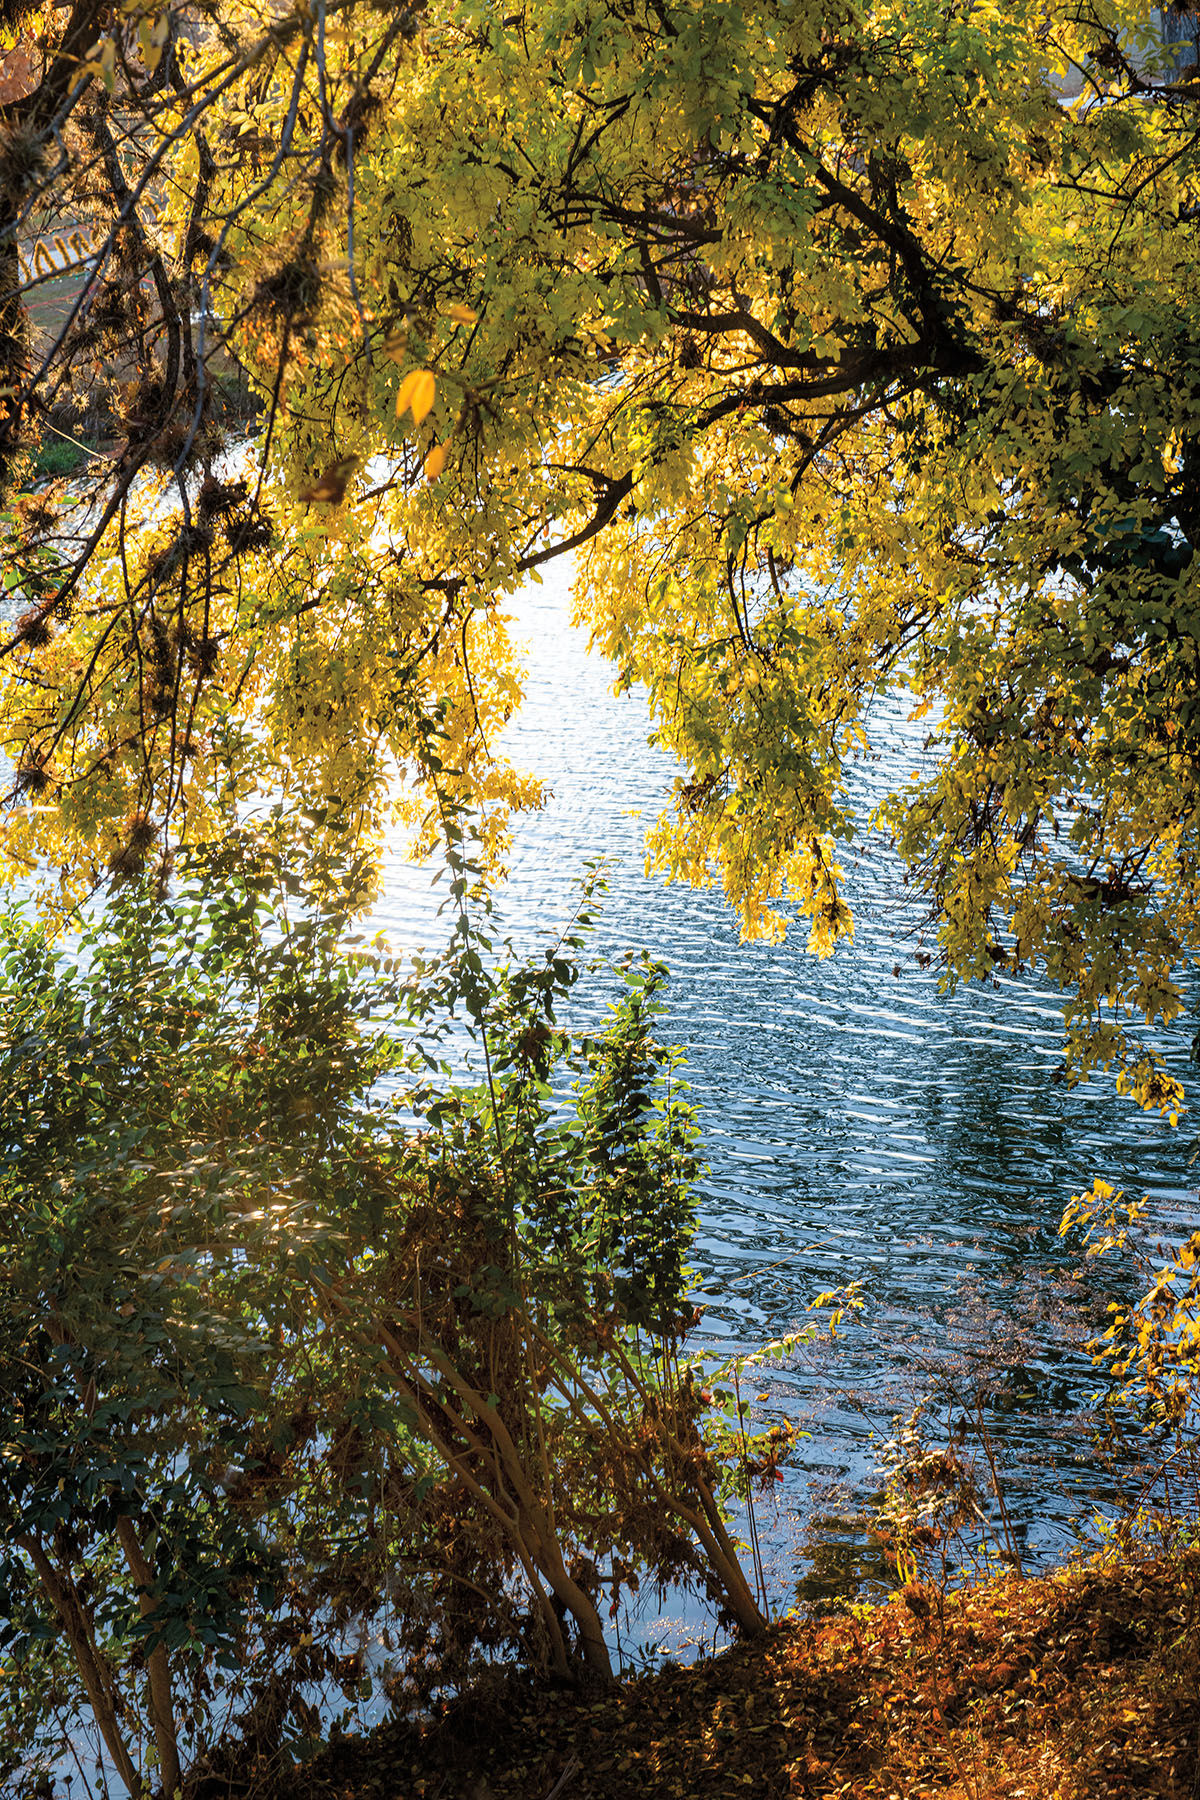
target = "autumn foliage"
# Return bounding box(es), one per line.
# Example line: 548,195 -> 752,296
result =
2,0 -> 1200,1791
0,0 -> 1196,1107
274,1550 -> 1200,1800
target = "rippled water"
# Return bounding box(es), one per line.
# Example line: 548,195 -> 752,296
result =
369,564 -> 1197,1630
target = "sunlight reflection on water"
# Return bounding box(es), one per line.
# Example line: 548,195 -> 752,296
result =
366,562 -> 1196,1638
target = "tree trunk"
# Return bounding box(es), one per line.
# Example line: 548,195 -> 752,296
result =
0,232 -> 26,498
116,1517 -> 182,1800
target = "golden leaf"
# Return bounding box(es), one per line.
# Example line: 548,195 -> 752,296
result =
85,35 -> 117,91
395,368 -> 436,421
409,369 -> 436,425
138,13 -> 169,75
444,304 -> 478,325
425,442 -> 447,482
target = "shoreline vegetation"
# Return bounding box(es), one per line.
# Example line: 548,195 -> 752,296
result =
4,1 -> 1200,1793
259,1549 -> 1200,1800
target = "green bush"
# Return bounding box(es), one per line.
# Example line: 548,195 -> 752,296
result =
31,434 -> 90,480
0,821 -> 764,1797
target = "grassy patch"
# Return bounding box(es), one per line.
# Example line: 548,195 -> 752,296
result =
32,433 -> 93,479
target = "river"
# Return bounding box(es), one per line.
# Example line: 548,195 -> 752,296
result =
368,563 -> 1195,1647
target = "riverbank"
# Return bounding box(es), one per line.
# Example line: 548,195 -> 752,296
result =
275,1548 -> 1200,1800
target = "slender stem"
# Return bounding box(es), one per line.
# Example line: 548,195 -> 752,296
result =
18,1535 -> 144,1798
315,1280 -> 614,1677
115,1517 -> 182,1799
529,1323 -> 766,1636
733,1365 -> 768,1612
974,1399 -> 1021,1575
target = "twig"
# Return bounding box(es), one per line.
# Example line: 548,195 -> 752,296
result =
545,1752 -> 582,1800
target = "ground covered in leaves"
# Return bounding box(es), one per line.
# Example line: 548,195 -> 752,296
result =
285,1552 -> 1200,1800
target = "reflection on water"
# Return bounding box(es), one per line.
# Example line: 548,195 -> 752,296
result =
368,566 -> 1195,1628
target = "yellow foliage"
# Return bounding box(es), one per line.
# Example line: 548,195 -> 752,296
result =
2,0 -> 1198,1106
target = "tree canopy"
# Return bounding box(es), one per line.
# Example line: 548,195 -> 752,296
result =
4,2 -> 1200,1784
1,0 -> 1198,1101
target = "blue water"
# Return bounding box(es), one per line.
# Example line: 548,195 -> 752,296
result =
369,564 -> 1196,1633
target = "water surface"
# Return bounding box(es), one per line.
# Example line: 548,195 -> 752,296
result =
368,566 -> 1195,1636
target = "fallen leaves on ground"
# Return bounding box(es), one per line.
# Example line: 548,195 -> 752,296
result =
281,1550 -> 1200,1800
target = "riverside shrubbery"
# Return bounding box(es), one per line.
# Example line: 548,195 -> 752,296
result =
0,820 -> 774,1797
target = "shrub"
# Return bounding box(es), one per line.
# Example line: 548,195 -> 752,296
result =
0,821 -> 765,1797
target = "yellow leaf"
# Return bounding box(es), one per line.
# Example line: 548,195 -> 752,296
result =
86,35 -> 117,91
395,368 -> 435,423
444,303 -> 478,325
394,370 -> 420,415
409,369 -> 436,424
424,442 -> 447,482
138,13 -> 169,75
